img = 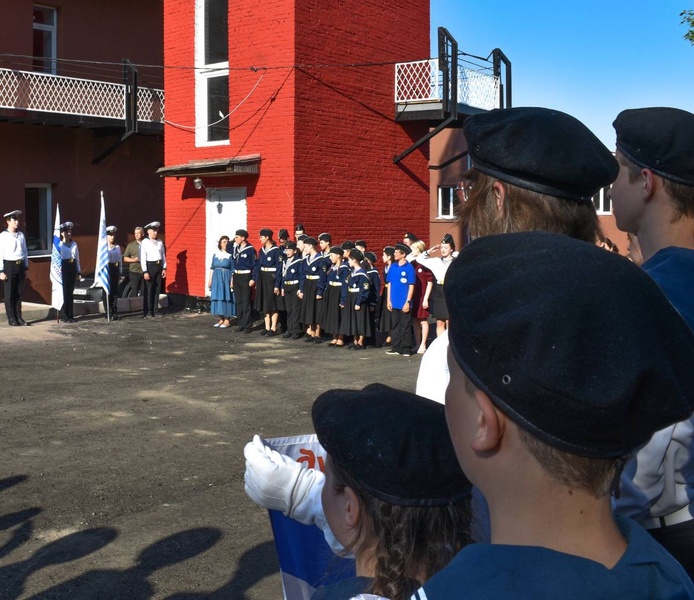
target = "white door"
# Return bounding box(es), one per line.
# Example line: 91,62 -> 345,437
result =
205,187 -> 247,294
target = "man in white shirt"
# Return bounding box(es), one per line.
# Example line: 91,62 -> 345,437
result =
0,210 -> 29,326
140,221 -> 166,318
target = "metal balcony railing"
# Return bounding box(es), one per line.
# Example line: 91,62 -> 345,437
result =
0,67 -> 164,123
395,58 -> 500,111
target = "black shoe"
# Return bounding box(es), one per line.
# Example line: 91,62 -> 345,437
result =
385,349 -> 400,355
281,332 -> 293,338
259,329 -> 268,336
304,336 -> 315,343
243,327 -> 253,334
313,337 -> 326,344
291,333 -> 303,340
7,318 -> 19,327
16,317 -> 29,326
266,330 -> 276,337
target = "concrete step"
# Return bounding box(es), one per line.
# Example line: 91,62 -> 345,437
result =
0,295 -> 169,324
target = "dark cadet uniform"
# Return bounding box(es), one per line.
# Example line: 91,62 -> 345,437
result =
233,241 -> 257,332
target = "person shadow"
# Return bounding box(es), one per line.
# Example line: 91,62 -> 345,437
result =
164,540 -> 279,600
26,527 -> 222,600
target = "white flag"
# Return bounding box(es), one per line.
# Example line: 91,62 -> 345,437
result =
92,191 -> 110,295
50,204 -> 63,311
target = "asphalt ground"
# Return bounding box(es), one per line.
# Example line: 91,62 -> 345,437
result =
0,309 -> 420,599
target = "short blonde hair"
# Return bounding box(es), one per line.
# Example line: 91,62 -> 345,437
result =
411,240 -> 426,253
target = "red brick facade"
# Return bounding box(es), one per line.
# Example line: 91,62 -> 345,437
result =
163,0 -> 430,298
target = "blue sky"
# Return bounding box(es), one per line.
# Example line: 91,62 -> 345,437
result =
430,0 -> 694,148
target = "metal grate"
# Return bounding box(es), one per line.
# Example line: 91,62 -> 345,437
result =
395,58 -> 500,111
0,67 -> 164,122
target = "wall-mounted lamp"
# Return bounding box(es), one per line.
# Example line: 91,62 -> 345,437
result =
193,177 -> 205,190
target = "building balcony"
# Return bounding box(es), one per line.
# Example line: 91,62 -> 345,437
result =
0,67 -> 164,134
395,58 -> 502,122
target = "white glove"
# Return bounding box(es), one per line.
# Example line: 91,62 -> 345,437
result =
244,435 -> 348,556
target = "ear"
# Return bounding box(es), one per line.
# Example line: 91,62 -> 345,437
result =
343,486 -> 362,528
470,390 -> 505,453
492,181 -> 507,215
642,168 -> 657,201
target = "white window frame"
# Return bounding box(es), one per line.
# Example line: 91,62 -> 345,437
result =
24,183 -> 52,257
593,185 -> 612,215
195,0 -> 229,147
33,5 -> 57,74
437,186 -> 459,219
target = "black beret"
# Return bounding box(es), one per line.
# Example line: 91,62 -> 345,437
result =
383,246 -> 396,257
295,223 -> 305,231
303,236 -> 317,246
404,232 -> 419,242
444,231 -> 694,458
441,233 -> 454,246
235,229 -> 249,238
394,242 -> 411,255
349,249 -> 364,262
318,232 -> 332,243
364,251 -> 377,264
355,239 -> 367,249
329,246 -> 344,256
614,107 -> 694,186
341,240 -> 356,250
285,240 -> 297,250
464,107 -> 618,202
259,228 -> 273,238
313,384 -> 471,506
278,228 -> 289,240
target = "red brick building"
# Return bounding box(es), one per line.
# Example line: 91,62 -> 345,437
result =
0,1 -> 164,303
160,0 -> 431,299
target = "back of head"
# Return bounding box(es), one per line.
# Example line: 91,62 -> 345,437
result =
444,231 -> 694,461
461,107 -> 618,242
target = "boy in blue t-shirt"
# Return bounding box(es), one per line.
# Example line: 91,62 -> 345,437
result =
385,243 -> 415,357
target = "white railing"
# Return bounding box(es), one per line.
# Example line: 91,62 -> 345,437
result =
0,67 -> 164,123
395,58 -> 500,112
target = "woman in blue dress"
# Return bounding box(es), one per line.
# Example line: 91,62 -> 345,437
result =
207,235 -> 236,328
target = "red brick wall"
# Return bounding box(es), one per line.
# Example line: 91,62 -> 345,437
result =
163,0 -> 430,296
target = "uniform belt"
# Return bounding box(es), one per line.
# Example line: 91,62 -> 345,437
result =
260,267 -> 277,272
644,505 -> 694,530
147,260 -> 161,265
348,288 -> 360,293
436,279 -> 445,285
329,281 -> 342,286
306,275 -> 320,280
5,259 -> 23,265
108,262 -> 119,266
62,259 -> 75,263
235,270 -> 251,274
284,280 -> 299,285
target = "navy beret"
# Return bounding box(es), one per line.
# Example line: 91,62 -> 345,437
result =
364,251 -> 377,264
404,232 -> 418,242
394,242 -> 411,255
302,236 -> 317,246
285,240 -> 297,250
349,249 -> 364,262
259,228 -> 273,238
235,229 -> 249,238
614,107 -> 694,186
341,240 -> 356,250
278,228 -> 289,240
441,233 -> 455,246
329,246 -> 344,256
355,239 -> 367,249
445,231 -> 694,458
297,235 -> 308,242
383,246 -> 395,257
318,232 -> 332,243
313,384 -> 471,506
295,223 -> 305,231
464,107 -> 618,202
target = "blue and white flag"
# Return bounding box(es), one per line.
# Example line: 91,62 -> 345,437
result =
50,204 -> 63,311
92,191 -> 110,295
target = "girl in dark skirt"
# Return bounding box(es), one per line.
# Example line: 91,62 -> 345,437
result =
415,233 -> 457,337
254,228 -> 283,336
339,250 -> 371,350
298,237 -> 325,342
320,247 -> 350,346
363,251 -> 381,349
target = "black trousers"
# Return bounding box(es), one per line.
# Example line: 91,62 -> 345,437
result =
3,260 -> 25,322
129,270 -> 144,297
61,260 -> 77,320
649,519 -> 694,582
144,261 -> 163,316
284,284 -> 302,335
102,264 -> 120,314
234,272 -> 253,330
390,308 -> 413,354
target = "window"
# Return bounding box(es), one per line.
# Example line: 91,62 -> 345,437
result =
33,6 -> 57,74
24,185 -> 52,256
196,0 -> 229,144
592,185 -> 612,215
437,186 -> 460,219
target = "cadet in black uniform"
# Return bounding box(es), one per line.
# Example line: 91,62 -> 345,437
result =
233,229 -> 256,333
321,246 -> 350,346
339,249 -> 371,350
104,225 -> 122,320
254,228 -> 283,336
280,241 -> 304,339
298,237 -> 325,342
0,210 -> 29,326
363,251 -> 381,348
59,221 -> 81,323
